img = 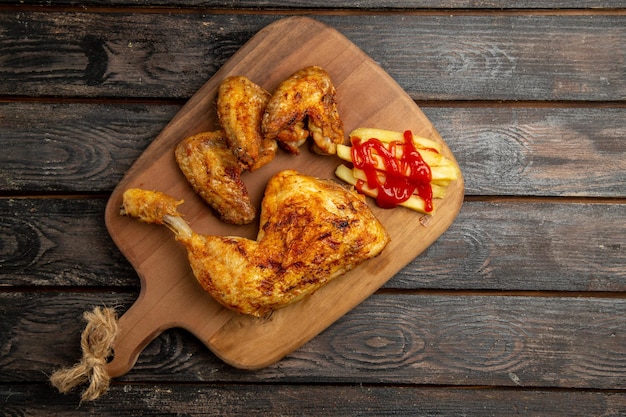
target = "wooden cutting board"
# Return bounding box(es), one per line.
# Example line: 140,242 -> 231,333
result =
104,16 -> 464,377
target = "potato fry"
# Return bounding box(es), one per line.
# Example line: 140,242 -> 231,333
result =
431,164 -> 459,182
350,168 -> 447,199
337,143 -> 458,182
349,127 -> 442,153
336,143 -> 352,164
335,128 -> 460,214
335,165 -> 432,214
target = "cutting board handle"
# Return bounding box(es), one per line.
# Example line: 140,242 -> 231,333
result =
105,293 -> 170,378
104,267 -> 234,378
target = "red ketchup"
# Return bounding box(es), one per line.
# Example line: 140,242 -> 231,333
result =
351,130 -> 434,212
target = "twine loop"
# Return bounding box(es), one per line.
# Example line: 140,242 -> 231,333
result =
50,306 -> 119,402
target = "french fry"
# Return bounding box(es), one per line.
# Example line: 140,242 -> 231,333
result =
350,168 -> 448,199
335,128 -> 460,214
338,143 -> 451,169
349,127 -> 442,153
336,143 -> 458,182
431,164 -> 459,182
335,165 -> 432,214
410,148 -> 449,168
432,179 -> 451,187
336,143 -> 352,164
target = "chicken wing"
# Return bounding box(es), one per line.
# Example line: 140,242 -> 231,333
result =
175,131 -> 255,225
121,170 -> 390,317
217,76 -> 277,171
262,66 -> 344,155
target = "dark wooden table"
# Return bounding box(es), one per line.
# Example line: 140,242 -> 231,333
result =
1,1 -> 625,415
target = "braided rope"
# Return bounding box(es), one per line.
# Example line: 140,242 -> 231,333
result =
50,306 -> 118,402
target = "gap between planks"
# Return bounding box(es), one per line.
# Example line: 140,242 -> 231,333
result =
97,380 -> 626,393
2,96 -> 625,109
0,4 -> 625,15
463,195 -> 626,205
375,288 -> 626,299
3,286 -> 626,300
1,194 -> 624,205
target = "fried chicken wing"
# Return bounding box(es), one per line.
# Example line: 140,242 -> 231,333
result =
217,76 -> 277,171
175,131 -> 255,225
262,66 -> 344,155
121,170 -> 390,317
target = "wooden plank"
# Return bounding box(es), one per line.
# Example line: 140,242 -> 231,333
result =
2,199 -> 624,291
4,291 -> 626,389
2,103 -> 625,197
4,0 -> 625,9
425,106 -> 626,197
0,13 -> 624,101
391,200 -> 626,291
2,384 -> 626,416
0,102 -> 177,193
0,197 -> 137,286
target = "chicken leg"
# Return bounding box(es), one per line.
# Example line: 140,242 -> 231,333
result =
121,170 -> 390,317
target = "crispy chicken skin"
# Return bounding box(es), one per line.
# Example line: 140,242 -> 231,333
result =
121,170 -> 390,317
262,66 -> 344,155
175,131 -> 255,225
120,188 -> 183,225
217,76 -> 277,171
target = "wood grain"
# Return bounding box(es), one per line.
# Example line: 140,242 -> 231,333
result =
2,103 -> 624,196
6,0 -> 625,8
2,199 -> 624,291
0,102 -> 177,193
5,291 -> 626,389
0,198 -> 135,286
426,106 -> 626,197
1,2 -> 625,413
3,383 -> 626,416
0,13 -> 624,101
392,201 -> 626,291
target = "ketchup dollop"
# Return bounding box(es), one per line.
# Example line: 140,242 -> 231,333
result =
351,130 -> 434,212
